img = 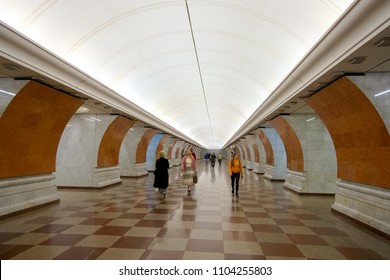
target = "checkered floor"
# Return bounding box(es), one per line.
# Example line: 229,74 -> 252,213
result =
1,161 -> 389,260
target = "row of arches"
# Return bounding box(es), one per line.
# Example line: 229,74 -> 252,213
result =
0,74 -> 389,236
226,75 -> 389,236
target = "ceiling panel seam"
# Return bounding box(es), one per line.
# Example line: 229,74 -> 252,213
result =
185,0 -> 213,138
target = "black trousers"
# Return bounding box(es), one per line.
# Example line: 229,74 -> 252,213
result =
231,172 -> 240,194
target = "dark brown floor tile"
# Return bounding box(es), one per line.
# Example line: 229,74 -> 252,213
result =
92,226 -> 131,236
54,246 -> 106,260
260,242 -> 305,258
186,239 -> 224,253
336,247 -> 386,260
224,253 -> 266,260
274,219 -> 305,226
150,208 -> 175,214
60,206 -> 88,211
79,218 -> 112,226
25,216 -> 60,224
0,232 -> 23,243
118,213 -> 146,219
171,214 -> 196,221
69,212 -> 99,218
0,244 -> 33,259
251,224 -> 283,233
157,228 -> 192,238
244,212 -> 271,218
310,227 -> 348,236
40,234 -> 87,246
32,224 -> 73,234
141,250 -> 184,260
112,236 -> 154,249
265,208 -> 289,213
104,207 -> 131,212
135,220 -> 167,228
223,231 -> 257,242
293,214 -> 322,220
287,234 -> 329,245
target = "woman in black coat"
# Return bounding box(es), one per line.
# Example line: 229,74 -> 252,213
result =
153,150 -> 169,197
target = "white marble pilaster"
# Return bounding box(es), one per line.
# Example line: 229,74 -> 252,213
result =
120,126 -> 148,177
93,166 -> 121,188
0,174 -> 59,217
332,180 -> 390,235
282,114 -> 337,194
262,128 -> 286,180
55,114 -> 120,187
284,169 -> 308,192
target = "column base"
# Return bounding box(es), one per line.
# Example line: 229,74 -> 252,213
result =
332,180 -> 390,236
0,174 -> 59,217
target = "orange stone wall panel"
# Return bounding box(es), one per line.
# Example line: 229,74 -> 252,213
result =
167,139 -> 178,160
254,129 -> 274,166
251,141 -> 260,163
0,81 -> 83,179
306,77 -> 390,189
97,116 -> 134,167
135,128 -> 157,164
155,135 -> 170,159
271,116 -> 304,171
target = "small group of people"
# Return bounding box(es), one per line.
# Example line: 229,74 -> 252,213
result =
153,148 -> 243,198
153,148 -> 197,196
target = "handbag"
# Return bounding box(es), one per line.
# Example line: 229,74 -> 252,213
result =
193,174 -> 198,184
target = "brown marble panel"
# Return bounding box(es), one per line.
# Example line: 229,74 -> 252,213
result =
306,77 -> 390,189
97,116 -> 134,167
271,116 -> 304,171
167,139 -> 178,160
254,129 -> 274,165
135,128 -> 157,163
251,141 -> 260,163
155,135 -> 170,159
0,81 -> 83,179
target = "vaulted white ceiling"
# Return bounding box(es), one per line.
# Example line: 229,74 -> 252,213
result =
0,0 -> 354,148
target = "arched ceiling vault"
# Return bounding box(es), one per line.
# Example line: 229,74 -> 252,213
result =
0,0 -> 361,148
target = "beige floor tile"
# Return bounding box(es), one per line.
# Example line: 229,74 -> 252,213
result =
74,235 -> 120,248
190,229 -> 223,240
280,225 -> 317,235
223,240 -> 263,255
11,245 -> 69,260
183,251 -> 224,260
222,223 -> 253,232
4,233 -> 55,245
254,232 -> 293,243
97,248 -> 145,260
105,218 -> 139,227
148,238 -> 188,251
125,227 -> 161,237
297,245 -> 347,260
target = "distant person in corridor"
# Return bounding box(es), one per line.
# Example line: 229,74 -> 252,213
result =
182,148 -> 197,194
228,153 -> 243,197
153,150 -> 169,197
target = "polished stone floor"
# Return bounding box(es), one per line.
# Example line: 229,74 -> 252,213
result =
0,160 -> 389,260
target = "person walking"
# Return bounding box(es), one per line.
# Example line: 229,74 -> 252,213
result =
153,150 -> 170,197
210,153 -> 216,168
181,148 -> 197,194
218,152 -> 223,166
228,152 -> 243,197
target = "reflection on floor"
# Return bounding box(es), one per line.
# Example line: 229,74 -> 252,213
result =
0,160 -> 389,260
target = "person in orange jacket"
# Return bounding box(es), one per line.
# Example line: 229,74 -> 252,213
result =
228,153 -> 243,197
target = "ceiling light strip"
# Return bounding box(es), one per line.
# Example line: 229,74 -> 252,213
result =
185,0 -> 213,137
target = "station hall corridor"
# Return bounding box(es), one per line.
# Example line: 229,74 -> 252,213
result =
0,160 -> 389,260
